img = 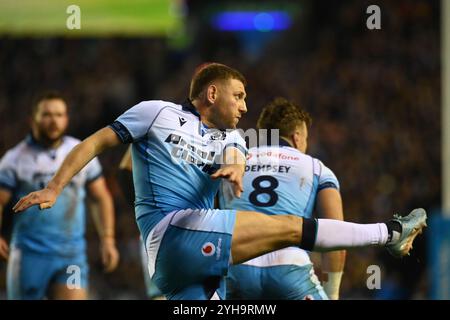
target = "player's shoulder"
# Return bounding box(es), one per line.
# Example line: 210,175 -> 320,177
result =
137,100 -> 182,111
310,155 -> 323,165
311,156 -> 338,180
0,139 -> 29,163
311,156 -> 333,171
128,100 -> 188,121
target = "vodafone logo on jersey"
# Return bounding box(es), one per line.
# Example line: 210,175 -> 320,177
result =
201,242 -> 216,257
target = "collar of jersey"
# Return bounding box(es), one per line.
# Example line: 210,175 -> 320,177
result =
181,99 -> 201,118
26,133 -> 41,148
26,133 -> 63,150
182,99 -> 212,135
261,137 -> 292,148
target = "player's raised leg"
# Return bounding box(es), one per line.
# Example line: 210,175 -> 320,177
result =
231,211 -> 301,264
230,208 -> 427,264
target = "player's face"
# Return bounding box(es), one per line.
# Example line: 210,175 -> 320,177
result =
32,98 -> 68,144
211,78 -> 247,129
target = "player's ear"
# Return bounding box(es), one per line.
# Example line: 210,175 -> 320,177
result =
292,130 -> 307,153
206,84 -> 218,105
291,132 -> 300,150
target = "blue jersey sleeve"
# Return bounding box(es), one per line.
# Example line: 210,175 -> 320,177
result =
223,130 -> 248,159
0,150 -> 17,191
109,101 -> 166,143
318,160 -> 340,191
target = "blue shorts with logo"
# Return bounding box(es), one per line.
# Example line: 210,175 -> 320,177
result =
144,209 -> 236,300
7,246 -> 88,300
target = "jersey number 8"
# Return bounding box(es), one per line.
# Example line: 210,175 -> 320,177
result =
249,175 -> 279,207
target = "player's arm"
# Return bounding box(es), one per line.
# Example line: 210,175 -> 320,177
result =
211,147 -> 246,198
0,188 -> 12,260
316,187 -> 346,300
13,127 -> 121,212
87,176 -> 119,273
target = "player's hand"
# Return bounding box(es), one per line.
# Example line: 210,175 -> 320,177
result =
0,236 -> 9,260
13,187 -> 59,212
100,237 -> 119,273
211,164 -> 244,198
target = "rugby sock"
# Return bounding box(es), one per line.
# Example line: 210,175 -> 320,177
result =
385,220 -> 402,244
299,218 -> 390,251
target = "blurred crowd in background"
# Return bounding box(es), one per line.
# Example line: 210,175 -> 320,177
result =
0,0 -> 440,299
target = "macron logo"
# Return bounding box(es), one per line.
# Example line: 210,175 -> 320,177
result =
179,117 -> 187,127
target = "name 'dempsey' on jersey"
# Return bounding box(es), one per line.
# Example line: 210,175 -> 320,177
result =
165,133 -> 220,174
245,164 -> 291,173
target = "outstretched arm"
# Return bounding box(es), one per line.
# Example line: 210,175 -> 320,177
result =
13,127 -> 121,212
316,188 -> 346,300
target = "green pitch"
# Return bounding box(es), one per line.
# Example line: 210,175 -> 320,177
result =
0,0 -> 181,36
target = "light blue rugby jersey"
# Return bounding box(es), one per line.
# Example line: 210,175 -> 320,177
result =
219,139 -> 339,219
0,135 -> 102,256
109,100 -> 247,242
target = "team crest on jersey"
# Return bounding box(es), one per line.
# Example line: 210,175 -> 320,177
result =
209,130 -> 227,141
201,242 -> 216,257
